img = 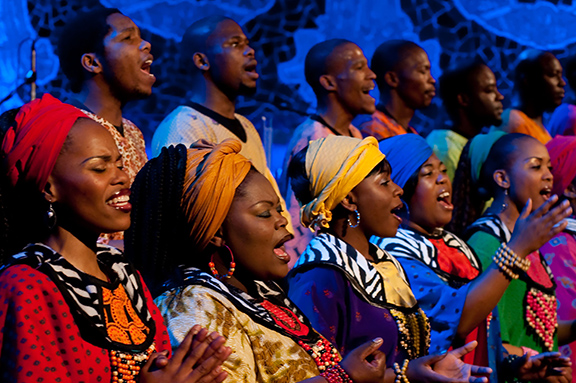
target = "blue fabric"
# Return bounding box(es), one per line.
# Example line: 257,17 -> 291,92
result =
378,134 -> 433,189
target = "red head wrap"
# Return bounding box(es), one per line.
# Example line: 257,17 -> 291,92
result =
546,136 -> 576,197
1,94 -> 87,192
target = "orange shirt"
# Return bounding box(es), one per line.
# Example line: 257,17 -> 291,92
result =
497,109 -> 552,144
359,109 -> 418,140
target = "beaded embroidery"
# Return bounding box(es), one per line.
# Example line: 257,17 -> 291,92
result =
526,287 -> 557,351
110,343 -> 155,383
390,307 -> 431,360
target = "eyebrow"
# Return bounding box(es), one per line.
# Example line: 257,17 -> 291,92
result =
250,198 -> 280,208
81,154 -> 121,165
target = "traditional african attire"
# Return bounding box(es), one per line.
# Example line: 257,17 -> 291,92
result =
548,103 -> 576,137
289,233 -> 430,365
0,244 -> 170,382
495,109 -> 551,144
359,109 -> 418,141
466,215 -> 558,353
155,268 -> 336,383
426,129 -> 468,181
279,116 -> 362,259
152,103 -> 292,233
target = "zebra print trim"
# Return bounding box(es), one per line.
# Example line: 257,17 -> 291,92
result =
465,214 -> 511,243
4,243 -> 155,352
372,227 -> 481,284
565,217 -> 576,235
176,267 -> 325,344
292,233 -> 416,310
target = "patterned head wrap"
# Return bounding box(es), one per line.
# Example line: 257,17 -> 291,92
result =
1,94 -> 87,191
301,136 -> 384,230
378,134 -> 433,189
469,130 -> 506,184
182,139 -> 252,252
546,135 -> 576,197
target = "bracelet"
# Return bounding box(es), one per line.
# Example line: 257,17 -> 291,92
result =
320,364 -> 353,383
492,243 -> 531,280
393,359 -> 410,383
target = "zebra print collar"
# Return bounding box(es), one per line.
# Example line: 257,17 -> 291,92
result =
565,217 -> 576,235
372,227 -> 481,284
292,233 -> 417,310
3,243 -> 155,352
465,214 -> 511,243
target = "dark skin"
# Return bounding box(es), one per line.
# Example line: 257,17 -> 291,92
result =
189,19 -> 258,119
316,43 -> 377,136
377,46 -> 436,131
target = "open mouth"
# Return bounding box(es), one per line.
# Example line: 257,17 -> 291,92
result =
540,187 -> 552,201
361,84 -> 375,95
437,191 -> 453,210
273,234 -> 292,263
141,58 -> 154,77
106,189 -> 132,212
244,61 -> 259,80
391,202 -> 403,224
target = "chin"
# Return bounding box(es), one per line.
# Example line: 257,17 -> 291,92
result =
239,84 -> 257,97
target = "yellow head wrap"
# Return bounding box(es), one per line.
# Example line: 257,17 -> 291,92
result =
181,139 -> 252,252
300,136 -> 385,230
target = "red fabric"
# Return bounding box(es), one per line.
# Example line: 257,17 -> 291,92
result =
429,238 -> 480,280
546,136 -> 576,197
1,94 -> 87,191
0,265 -> 171,383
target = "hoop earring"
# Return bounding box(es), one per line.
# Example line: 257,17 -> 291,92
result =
501,188 -> 509,212
208,245 -> 236,280
347,210 -> 360,228
45,203 -> 57,230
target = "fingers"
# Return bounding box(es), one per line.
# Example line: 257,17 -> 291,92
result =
152,350 -> 170,370
470,366 -> 492,376
420,352 -> 448,365
369,350 -> 387,369
181,334 -> 224,371
354,337 -> 384,360
448,341 -> 478,359
172,326 -> 202,365
468,377 -> 489,383
189,346 -> 232,383
519,198 -> 533,219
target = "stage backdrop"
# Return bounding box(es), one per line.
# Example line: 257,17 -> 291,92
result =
2,0 -> 576,173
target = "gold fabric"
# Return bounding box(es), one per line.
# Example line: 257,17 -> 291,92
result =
301,136 -> 384,230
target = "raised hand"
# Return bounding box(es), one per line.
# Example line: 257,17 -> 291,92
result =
514,352 -> 572,381
339,338 -> 387,383
509,196 -> 572,257
140,325 -> 231,383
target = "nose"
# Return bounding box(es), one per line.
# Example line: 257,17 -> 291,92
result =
393,181 -> 403,197
140,38 -> 151,52
275,210 -> 288,230
429,72 -> 436,84
437,171 -> 448,184
544,166 -> 553,182
114,165 -> 130,186
367,67 -> 376,80
496,88 -> 504,101
559,76 -> 567,88
244,44 -> 255,57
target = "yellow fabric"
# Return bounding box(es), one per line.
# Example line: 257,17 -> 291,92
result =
155,285 -> 320,383
372,261 -> 418,307
301,136 -> 385,230
181,139 -> 252,252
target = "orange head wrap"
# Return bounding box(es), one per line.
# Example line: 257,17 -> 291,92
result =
182,139 -> 252,252
1,94 -> 87,192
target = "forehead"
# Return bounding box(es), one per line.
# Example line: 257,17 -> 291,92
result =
209,19 -> 246,44
517,138 -> 549,159
66,118 -> 119,154
105,13 -> 137,35
233,171 -> 276,203
398,47 -> 429,69
328,43 -> 365,71
539,54 -> 562,72
471,65 -> 496,88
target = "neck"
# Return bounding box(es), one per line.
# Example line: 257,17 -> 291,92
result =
485,194 -> 520,233
518,100 -> 544,126
329,218 -> 374,262
378,94 -> 414,131
78,82 -> 124,126
316,101 -> 355,136
43,227 -> 107,281
452,115 -> 480,139
407,220 -> 439,237
190,79 -> 237,119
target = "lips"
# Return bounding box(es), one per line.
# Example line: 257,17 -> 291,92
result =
244,60 -> 259,80
437,190 -> 454,211
106,189 -> 132,212
391,202 -> 403,224
540,186 -> 552,201
140,56 -> 155,79
273,234 -> 292,264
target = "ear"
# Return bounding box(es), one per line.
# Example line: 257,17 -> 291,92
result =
319,74 -> 337,92
564,183 -> 576,199
493,169 -> 510,190
457,93 -> 470,107
339,193 -> 357,213
383,71 -> 399,88
193,52 -> 210,71
42,177 -> 58,204
208,227 -> 225,248
80,53 -> 103,74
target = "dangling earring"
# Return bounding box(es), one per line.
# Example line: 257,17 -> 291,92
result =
347,209 -> 361,228
208,245 -> 236,280
45,203 -> 57,230
501,188 -> 509,212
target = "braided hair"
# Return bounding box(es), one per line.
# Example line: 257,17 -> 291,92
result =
124,144 -> 190,297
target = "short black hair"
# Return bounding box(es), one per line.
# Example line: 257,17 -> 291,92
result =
439,60 -> 487,119
57,7 -> 121,93
372,40 -> 422,91
304,39 -> 354,97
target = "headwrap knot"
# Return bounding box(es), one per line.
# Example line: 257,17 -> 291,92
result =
301,136 -> 384,230
181,139 -> 252,252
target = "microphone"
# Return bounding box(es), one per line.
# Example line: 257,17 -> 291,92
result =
30,39 -> 36,101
